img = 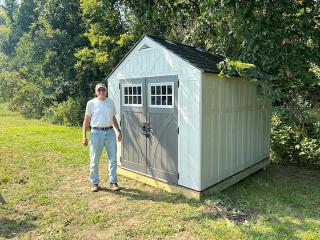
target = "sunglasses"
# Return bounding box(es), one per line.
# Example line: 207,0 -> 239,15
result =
97,88 -> 106,92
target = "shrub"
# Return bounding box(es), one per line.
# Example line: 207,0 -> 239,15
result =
9,80 -> 45,118
0,71 -> 21,103
271,107 -> 320,169
43,97 -> 84,126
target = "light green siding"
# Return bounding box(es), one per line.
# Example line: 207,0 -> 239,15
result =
200,73 -> 271,190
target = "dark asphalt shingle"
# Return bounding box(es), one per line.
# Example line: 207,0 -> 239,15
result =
146,35 -> 225,73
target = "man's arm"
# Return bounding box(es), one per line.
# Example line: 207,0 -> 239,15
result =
82,115 -> 91,146
112,115 -> 122,142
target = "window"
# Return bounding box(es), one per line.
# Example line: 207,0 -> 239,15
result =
123,84 -> 143,106
149,83 -> 174,108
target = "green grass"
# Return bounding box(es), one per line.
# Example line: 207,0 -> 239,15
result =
0,103 -> 319,240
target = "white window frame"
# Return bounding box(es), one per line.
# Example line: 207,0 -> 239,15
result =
122,84 -> 143,107
148,82 -> 174,109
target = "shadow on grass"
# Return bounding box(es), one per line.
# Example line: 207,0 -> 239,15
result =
0,217 -> 37,239
0,194 -> 6,205
101,164 -> 320,228
98,186 -> 199,206
0,195 -> 37,239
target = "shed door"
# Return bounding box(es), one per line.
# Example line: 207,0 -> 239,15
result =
146,76 -> 178,183
120,78 -> 147,174
120,75 -> 178,184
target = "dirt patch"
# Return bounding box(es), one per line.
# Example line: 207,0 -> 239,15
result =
204,199 -> 255,223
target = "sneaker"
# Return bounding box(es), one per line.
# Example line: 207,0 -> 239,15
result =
110,183 -> 120,191
91,184 -> 99,192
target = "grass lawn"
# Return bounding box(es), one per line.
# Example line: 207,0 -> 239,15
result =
0,104 -> 319,240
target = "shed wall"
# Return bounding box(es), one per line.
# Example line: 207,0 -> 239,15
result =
200,73 -> 271,190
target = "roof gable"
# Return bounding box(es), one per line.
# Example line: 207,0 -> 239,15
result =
106,34 -> 224,80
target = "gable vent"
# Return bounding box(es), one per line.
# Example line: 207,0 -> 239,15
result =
139,44 -> 151,50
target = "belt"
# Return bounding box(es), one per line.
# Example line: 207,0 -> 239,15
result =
92,126 -> 113,131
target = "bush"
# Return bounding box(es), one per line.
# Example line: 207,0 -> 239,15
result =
0,71 -> 21,103
271,106 -> 320,169
43,97 -> 84,126
9,80 -> 45,118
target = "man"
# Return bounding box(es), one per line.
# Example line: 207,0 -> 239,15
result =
82,83 -> 122,192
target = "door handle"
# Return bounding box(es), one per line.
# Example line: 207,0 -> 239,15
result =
140,122 -> 152,137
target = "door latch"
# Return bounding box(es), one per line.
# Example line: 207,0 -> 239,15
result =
140,122 -> 152,137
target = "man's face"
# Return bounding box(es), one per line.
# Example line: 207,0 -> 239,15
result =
96,87 -> 107,99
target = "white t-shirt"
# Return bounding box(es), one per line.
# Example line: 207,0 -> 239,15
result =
85,98 -> 116,127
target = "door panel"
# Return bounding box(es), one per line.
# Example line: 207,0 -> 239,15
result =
146,76 -> 179,184
120,78 -> 147,174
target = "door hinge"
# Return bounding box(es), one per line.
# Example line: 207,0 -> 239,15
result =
119,83 -> 120,90
177,80 -> 179,88
177,126 -> 179,134
178,173 -> 179,180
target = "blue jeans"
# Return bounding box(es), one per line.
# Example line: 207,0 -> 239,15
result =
89,129 -> 117,185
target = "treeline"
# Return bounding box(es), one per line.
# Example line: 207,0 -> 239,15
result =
0,0 -> 319,168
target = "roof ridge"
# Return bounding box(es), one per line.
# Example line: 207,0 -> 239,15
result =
145,34 -> 200,50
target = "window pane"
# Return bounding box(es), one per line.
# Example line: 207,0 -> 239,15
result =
156,96 -> 161,105
156,86 -> 161,95
124,96 -> 128,104
138,86 -> 141,94
129,87 -> 132,95
133,96 -> 137,104
151,86 -> 155,95
168,96 -> 172,105
138,96 -> 142,104
124,87 -> 128,95
133,87 -> 137,95
151,96 -> 155,105
129,96 -> 132,104
162,85 -> 166,95
167,85 -> 172,94
162,96 -> 166,105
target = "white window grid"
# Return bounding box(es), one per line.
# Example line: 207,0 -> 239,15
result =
148,82 -> 174,108
122,84 -> 143,107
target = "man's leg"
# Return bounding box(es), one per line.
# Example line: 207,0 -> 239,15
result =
89,131 -> 103,185
105,130 -> 117,184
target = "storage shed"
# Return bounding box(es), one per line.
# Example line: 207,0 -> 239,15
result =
106,34 -> 271,198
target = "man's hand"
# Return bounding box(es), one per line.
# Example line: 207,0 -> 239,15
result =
116,131 -> 122,142
83,136 -> 88,146
82,115 -> 90,147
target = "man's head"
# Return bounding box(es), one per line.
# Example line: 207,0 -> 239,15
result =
95,83 -> 107,99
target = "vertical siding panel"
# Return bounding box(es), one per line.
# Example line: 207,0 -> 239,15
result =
232,79 -> 238,174
244,81 -> 248,166
235,79 -> 241,172
219,79 -> 226,180
249,83 -> 254,165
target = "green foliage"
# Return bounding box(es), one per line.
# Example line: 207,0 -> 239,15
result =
76,0 -> 130,85
271,106 -> 320,169
218,58 -> 258,78
43,97 -> 84,126
0,70 -> 20,102
11,80 -> 45,118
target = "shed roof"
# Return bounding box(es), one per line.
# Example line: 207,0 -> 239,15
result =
146,35 -> 225,74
